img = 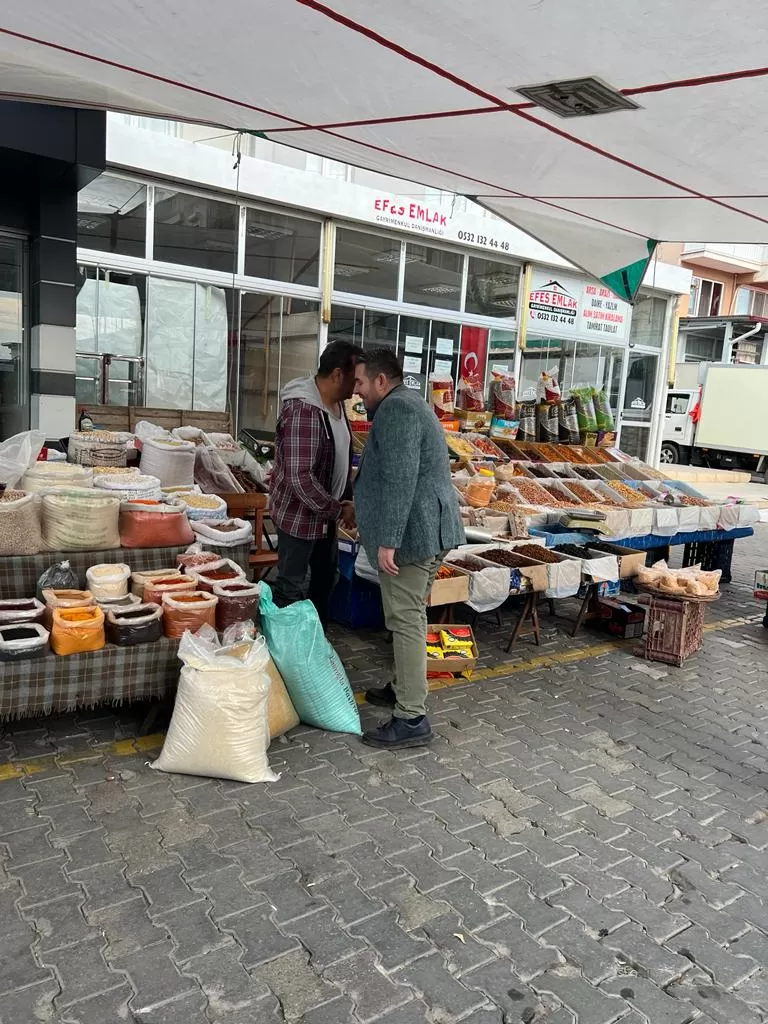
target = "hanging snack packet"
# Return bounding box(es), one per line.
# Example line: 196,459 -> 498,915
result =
593,388 -> 616,432
537,368 -> 561,403
518,401 -> 537,443
489,371 -> 517,420
429,373 -> 455,420
537,403 -> 560,443
558,397 -> 581,444
570,385 -> 598,432
456,371 -> 485,412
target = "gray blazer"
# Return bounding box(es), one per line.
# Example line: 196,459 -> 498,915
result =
354,385 -> 465,566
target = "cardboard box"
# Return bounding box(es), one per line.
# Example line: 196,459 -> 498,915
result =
585,542 -> 645,579
427,571 -> 470,607
457,409 -> 491,431
426,624 -> 478,672
593,597 -> 646,638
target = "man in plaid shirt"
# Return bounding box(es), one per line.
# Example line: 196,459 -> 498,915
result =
270,340 -> 364,626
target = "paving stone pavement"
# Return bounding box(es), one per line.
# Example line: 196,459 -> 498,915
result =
0,527 -> 767,1022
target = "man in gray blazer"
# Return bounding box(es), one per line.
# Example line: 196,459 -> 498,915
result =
353,348 -> 465,748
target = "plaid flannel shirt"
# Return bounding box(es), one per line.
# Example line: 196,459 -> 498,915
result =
269,398 -> 350,540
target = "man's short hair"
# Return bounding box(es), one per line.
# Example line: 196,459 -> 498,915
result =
317,340 -> 365,377
360,347 -> 404,382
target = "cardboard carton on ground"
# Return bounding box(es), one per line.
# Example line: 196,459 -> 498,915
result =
426,624 -> 478,672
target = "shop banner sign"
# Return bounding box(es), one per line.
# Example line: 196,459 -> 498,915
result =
527,269 -> 628,342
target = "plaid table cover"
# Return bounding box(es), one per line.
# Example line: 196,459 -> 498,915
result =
0,542 -> 252,600
0,637 -> 180,720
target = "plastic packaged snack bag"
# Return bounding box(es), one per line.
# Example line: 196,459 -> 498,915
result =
537,368 -> 561,403
518,401 -> 537,443
259,583 -> 361,735
570,385 -> 599,433
429,372 -> 455,420
150,627 -> 276,783
593,388 -> 616,432
456,371 -> 485,412
489,371 -> 516,420
558,398 -> 580,444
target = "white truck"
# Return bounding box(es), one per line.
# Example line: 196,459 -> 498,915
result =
661,363 -> 768,473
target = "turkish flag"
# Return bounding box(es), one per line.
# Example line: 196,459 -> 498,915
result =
459,326 -> 489,380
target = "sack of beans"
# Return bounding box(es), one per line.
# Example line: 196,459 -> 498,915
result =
0,490 -> 42,555
176,547 -> 222,572
41,490 -> 121,551
213,579 -> 260,632
143,576 -> 197,607
162,591 -> 218,639
105,603 -> 163,646
189,518 -> 252,548
131,567 -> 182,600
119,500 -> 195,548
51,606 -> 105,656
172,492 -> 228,522
187,559 -> 246,593
139,437 -> 196,487
22,462 -> 93,493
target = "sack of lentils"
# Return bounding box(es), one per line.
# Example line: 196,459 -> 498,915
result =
0,490 -> 43,556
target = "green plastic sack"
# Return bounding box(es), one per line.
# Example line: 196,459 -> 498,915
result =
570,385 -> 598,433
258,583 -> 362,735
593,389 -> 616,432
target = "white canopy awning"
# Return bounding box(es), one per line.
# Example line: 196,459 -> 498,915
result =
2,0 -> 767,299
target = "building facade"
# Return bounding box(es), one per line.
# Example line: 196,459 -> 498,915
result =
0,101 -> 105,441
4,110 -> 690,464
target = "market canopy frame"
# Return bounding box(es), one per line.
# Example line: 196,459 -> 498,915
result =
2,0 -> 768,299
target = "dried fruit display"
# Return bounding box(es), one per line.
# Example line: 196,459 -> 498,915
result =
512,544 -> 564,564
561,481 -> 599,504
573,466 -> 602,481
479,549 -> 537,568
512,480 -> 561,506
609,482 -> 649,506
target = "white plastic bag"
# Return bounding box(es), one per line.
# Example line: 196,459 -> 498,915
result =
0,431 -> 45,488
150,627 -> 277,783
140,437 -> 196,487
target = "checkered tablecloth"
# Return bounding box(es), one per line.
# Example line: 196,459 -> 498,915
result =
0,542 -> 252,600
0,637 -> 180,720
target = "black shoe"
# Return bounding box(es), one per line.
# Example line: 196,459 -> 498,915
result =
365,682 -> 396,707
362,715 -> 433,749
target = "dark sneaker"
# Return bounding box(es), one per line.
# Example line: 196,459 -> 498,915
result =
362,715 -> 433,748
365,682 -> 396,707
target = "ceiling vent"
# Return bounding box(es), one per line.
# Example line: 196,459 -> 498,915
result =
514,77 -> 640,118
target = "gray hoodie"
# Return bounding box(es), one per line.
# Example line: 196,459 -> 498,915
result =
279,376 -> 350,501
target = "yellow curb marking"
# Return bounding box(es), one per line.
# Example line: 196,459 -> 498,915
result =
0,614 -> 761,780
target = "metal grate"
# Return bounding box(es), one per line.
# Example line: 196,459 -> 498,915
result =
514,77 -> 640,118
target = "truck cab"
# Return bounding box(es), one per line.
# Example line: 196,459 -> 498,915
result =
661,390 -> 696,465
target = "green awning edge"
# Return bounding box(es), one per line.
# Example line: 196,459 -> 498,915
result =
600,240 -> 658,303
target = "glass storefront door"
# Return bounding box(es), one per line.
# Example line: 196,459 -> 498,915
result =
0,235 -> 27,438
618,351 -> 658,460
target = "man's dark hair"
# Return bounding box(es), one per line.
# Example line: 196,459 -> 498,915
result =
317,340 -> 365,377
359,347 -> 404,382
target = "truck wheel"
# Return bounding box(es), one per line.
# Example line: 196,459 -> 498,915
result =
660,442 -> 679,465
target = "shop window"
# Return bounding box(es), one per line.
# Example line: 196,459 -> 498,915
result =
75,266 -> 145,406
329,305 -> 365,348
402,243 -> 463,311
77,174 -> 147,259
334,229 -> 400,300
153,188 -> 238,273
629,294 -> 667,348
0,235 -> 27,438
244,209 -> 321,286
145,279 -> 233,411
617,424 -> 650,461
688,278 -> 722,318
236,294 -> 320,432
520,337 -> 623,417
465,257 -> 520,318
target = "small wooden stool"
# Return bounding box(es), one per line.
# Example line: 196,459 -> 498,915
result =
506,591 -> 541,651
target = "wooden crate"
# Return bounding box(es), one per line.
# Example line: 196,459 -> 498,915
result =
77,405 -> 232,434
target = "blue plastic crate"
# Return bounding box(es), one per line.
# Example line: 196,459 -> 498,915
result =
329,575 -> 385,630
